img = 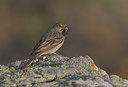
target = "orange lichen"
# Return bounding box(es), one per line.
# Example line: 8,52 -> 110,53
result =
91,63 -> 98,72
57,63 -> 61,65
23,70 -> 29,73
60,68 -> 65,71
10,69 -> 15,72
54,70 -> 57,72
52,64 -> 57,67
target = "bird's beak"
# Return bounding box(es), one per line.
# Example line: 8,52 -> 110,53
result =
62,26 -> 69,36
63,26 -> 69,31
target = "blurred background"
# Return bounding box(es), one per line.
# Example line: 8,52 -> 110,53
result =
0,0 -> 128,79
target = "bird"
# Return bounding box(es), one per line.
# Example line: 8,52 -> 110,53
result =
21,23 -> 69,69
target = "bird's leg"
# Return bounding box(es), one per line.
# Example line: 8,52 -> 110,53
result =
52,53 -> 62,56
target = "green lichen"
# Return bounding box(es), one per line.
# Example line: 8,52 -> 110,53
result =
110,75 -> 128,87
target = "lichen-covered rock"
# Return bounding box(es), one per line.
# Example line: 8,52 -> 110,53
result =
0,56 -> 128,87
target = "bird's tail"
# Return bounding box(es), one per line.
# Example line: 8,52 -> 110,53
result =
20,57 -> 36,69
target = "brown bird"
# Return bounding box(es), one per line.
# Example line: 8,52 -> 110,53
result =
21,23 -> 69,69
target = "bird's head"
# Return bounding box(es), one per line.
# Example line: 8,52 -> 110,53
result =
53,23 -> 69,36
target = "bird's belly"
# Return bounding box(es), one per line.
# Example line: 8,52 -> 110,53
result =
43,40 -> 64,54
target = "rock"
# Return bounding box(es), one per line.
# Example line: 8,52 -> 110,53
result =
0,56 -> 128,87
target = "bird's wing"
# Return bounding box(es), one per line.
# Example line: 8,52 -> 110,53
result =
21,36 -> 64,69
30,30 -> 64,58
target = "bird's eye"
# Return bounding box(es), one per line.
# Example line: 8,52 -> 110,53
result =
59,25 -> 62,27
